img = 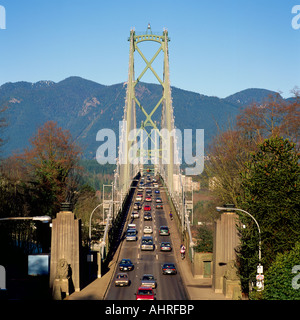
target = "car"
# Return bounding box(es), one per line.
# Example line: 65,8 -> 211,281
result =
145,196 -> 152,202
156,204 -> 163,209
144,205 -> 151,211
160,242 -> 172,251
131,211 -> 139,219
136,195 -> 142,201
141,274 -> 157,288
144,212 -> 152,221
140,181 -> 144,185
137,188 -> 144,192
140,236 -> 154,250
161,263 -> 177,275
155,197 -> 162,203
115,273 -> 129,287
128,223 -> 136,230
135,286 -> 155,300
159,226 -> 170,236
126,229 -> 137,241
119,259 -> 134,271
146,189 -> 152,194
154,189 -> 160,194
134,202 -> 142,210
143,225 -> 153,234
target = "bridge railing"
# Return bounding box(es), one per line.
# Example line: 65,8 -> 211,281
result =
159,171 -> 195,262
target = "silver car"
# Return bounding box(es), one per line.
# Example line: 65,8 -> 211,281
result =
141,274 -> 157,288
140,236 -> 154,251
143,225 -> 153,234
115,273 -> 129,286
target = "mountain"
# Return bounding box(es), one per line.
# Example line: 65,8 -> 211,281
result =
224,88 -> 280,107
0,77 -> 286,159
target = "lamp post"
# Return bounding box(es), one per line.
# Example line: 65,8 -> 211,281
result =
0,216 -> 52,223
88,203 -> 104,279
89,203 -> 103,250
216,206 -> 264,291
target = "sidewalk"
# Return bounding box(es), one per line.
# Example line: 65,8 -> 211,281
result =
168,218 -> 229,300
162,192 -> 230,300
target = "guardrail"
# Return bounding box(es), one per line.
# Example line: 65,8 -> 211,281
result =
158,173 -> 194,262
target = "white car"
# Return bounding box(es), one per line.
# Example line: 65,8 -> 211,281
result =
131,211 -> 139,219
143,225 -> 153,234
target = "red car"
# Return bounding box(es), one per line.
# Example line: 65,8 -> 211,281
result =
144,205 -> 151,211
145,196 -> 152,202
135,286 -> 155,300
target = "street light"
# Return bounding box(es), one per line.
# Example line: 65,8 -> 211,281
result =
89,203 -> 103,248
0,216 -> 51,223
216,206 -> 264,291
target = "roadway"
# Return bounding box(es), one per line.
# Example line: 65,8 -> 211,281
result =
105,175 -> 188,300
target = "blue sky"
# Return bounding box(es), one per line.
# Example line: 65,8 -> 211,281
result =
0,0 -> 299,98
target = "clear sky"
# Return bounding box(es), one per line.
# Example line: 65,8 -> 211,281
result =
0,0 -> 299,98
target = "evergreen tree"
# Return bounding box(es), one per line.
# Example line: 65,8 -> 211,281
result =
237,136 -> 300,293
261,242 -> 300,300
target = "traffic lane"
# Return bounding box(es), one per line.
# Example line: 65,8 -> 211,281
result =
106,202 -> 140,300
105,239 -> 139,300
135,246 -> 187,300
106,184 -> 186,300
154,195 -> 188,300
149,203 -> 187,300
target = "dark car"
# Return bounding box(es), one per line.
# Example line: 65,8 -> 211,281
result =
160,242 -> 172,252
156,204 -> 163,209
155,197 -> 162,203
144,212 -> 152,221
134,202 -> 142,210
159,226 -> 170,236
161,263 -> 177,275
119,259 -> 134,271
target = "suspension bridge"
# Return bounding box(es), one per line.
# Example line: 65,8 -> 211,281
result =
100,25 -> 195,265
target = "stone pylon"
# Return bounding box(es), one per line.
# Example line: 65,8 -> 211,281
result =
212,211 -> 240,294
49,205 -> 81,298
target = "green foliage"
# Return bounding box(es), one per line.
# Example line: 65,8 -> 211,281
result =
261,242 -> 300,300
79,159 -> 115,191
194,225 -> 213,253
237,136 -> 300,293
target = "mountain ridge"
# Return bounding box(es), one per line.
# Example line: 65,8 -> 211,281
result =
0,76 -> 288,159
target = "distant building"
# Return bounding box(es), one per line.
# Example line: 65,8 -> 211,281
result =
172,174 -> 200,192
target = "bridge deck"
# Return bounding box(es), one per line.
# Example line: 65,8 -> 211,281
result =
68,175 -> 228,300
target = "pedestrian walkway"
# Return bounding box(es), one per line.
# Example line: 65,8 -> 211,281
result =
162,191 -> 229,300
